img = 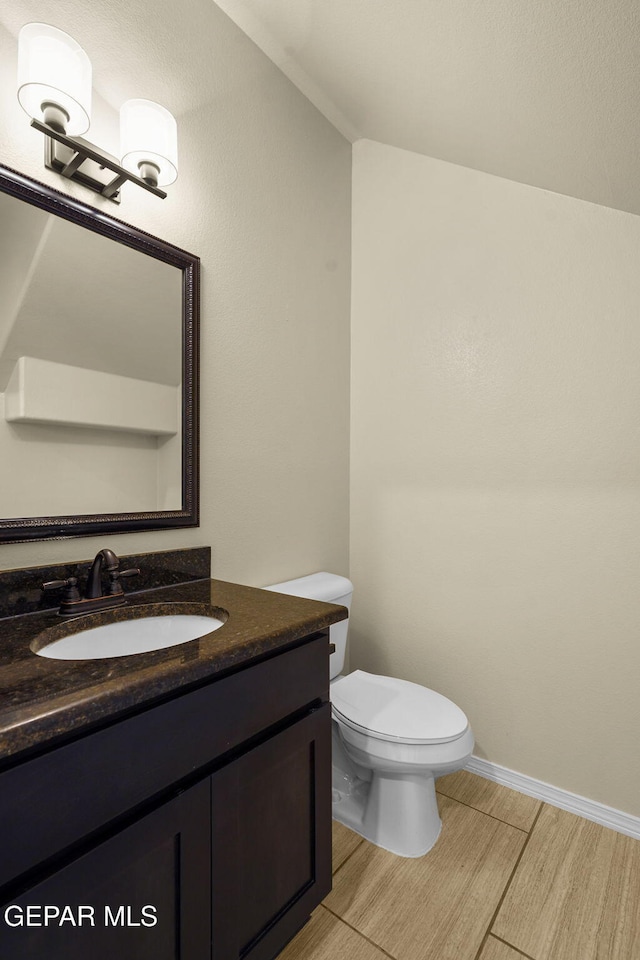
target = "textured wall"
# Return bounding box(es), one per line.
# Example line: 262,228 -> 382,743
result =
0,0 -> 351,583
351,139 -> 640,816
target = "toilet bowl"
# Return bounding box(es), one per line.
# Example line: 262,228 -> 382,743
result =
331,670 -> 474,856
264,573 -> 474,858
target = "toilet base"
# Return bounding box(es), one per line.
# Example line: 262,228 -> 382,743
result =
333,769 -> 442,858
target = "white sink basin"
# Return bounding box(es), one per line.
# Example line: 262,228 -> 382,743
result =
35,614 -> 225,660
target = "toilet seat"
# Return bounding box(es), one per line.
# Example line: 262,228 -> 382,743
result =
331,670 -> 469,745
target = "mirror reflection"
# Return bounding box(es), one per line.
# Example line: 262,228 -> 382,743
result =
0,192 -> 184,518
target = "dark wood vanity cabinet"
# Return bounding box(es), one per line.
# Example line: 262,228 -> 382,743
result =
0,780 -> 212,960
211,705 -> 331,960
0,632 -> 332,960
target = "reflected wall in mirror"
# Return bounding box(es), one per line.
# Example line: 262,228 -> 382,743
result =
0,163 -> 199,542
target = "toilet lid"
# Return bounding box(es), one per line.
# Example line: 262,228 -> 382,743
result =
330,670 -> 469,744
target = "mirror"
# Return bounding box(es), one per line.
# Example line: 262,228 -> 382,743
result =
0,163 -> 199,542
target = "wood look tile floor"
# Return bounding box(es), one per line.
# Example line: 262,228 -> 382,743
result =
278,772 -> 640,960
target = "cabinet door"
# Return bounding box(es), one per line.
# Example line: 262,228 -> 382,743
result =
211,702 -> 331,960
0,779 -> 211,960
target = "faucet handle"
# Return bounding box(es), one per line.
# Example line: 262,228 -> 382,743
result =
107,567 -> 140,595
42,577 -> 81,602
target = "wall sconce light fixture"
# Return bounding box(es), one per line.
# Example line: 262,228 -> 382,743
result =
17,23 -> 178,202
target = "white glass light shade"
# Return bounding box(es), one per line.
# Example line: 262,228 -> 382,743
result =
17,23 -> 91,135
120,99 -> 178,187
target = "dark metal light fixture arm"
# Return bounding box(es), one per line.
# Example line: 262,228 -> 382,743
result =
31,118 -> 167,202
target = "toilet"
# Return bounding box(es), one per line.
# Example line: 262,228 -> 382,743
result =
264,572 -> 474,858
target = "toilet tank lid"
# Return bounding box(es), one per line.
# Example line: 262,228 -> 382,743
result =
331,670 -> 469,744
263,572 -> 353,604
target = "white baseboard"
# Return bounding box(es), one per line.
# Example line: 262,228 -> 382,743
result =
465,756 -> 640,841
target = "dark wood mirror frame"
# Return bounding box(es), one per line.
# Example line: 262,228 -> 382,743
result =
0,162 -> 199,543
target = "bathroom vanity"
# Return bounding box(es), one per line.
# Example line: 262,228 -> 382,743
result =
0,562 -> 346,960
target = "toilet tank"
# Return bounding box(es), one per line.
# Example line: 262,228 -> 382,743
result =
263,572 -> 352,680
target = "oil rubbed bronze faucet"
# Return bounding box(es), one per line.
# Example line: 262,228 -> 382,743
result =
43,549 -> 140,617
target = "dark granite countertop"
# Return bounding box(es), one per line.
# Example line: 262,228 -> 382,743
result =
0,578 -> 346,767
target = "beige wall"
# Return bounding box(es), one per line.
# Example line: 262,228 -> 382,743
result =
351,139 -> 640,816
0,394 -> 163,517
0,0 -> 351,582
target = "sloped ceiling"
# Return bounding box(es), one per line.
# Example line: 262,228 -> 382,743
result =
213,0 -> 640,215
0,195 -> 182,391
